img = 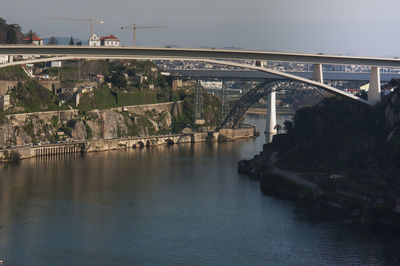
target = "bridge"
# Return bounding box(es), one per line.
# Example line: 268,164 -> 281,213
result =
1,45 -> 399,133
163,69 -> 400,82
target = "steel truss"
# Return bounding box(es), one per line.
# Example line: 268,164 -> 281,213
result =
218,80 -> 324,130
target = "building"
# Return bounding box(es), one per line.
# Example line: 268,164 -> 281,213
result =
0,95 -> 10,111
0,55 -> 13,64
89,34 -> 120,47
51,61 -> 62,68
22,36 -> 44,46
89,34 -> 101,47
100,35 -> 120,47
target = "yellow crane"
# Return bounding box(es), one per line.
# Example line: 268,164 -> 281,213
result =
48,17 -> 104,38
121,24 -> 167,47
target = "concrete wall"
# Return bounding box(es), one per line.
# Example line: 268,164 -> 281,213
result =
0,80 -> 100,96
6,109 -> 79,123
88,101 -> 183,117
0,127 -> 255,162
5,102 -> 181,124
87,133 -> 196,152
218,128 -> 254,141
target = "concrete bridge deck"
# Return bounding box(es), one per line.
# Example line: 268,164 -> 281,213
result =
2,46 -> 400,67
164,69 -> 400,82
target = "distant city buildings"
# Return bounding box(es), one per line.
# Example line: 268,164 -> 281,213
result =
89,34 -> 120,47
200,81 -> 222,89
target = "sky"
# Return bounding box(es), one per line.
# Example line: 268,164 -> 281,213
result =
2,0 -> 400,57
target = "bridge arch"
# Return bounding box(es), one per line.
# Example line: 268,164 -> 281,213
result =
218,80 -> 323,130
0,56 -> 370,104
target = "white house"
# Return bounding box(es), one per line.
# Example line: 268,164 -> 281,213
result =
100,35 -> 120,47
51,61 -> 62,68
89,34 -> 101,47
22,36 -> 44,46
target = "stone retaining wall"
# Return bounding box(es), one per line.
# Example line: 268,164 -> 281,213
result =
0,128 -> 255,162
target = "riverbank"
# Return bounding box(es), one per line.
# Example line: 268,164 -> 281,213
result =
238,92 -> 400,226
0,127 -> 255,162
238,159 -> 400,225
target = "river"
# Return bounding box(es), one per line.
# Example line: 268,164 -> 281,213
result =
0,115 -> 399,265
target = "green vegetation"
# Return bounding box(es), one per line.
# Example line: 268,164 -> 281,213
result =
22,120 -> 35,141
0,110 -> 6,125
111,71 -> 127,89
78,85 -> 117,111
267,95 -> 388,172
116,90 -> 158,105
0,18 -> 23,44
78,86 -> 170,112
9,80 -> 66,112
171,88 -> 222,132
51,115 -> 59,128
84,122 -> 92,139
0,66 -> 29,80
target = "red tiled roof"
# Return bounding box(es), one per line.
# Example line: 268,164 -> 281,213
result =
100,34 -> 118,41
23,36 -> 43,41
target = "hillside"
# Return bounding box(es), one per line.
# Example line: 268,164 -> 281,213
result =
239,85 -> 400,223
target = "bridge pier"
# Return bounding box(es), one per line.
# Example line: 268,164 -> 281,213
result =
266,90 -> 277,134
313,64 -> 324,83
368,66 -> 381,104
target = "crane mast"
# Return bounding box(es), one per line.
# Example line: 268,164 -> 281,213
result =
121,24 -> 167,47
48,17 -> 104,38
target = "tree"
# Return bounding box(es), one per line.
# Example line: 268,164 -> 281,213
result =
6,26 -> 17,44
69,36 -> 74,45
0,18 -> 6,29
28,29 -> 33,44
283,120 -> 294,133
111,71 -> 127,89
47,36 -> 58,45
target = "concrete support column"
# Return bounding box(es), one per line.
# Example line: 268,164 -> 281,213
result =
255,60 -> 266,68
266,91 -> 277,134
313,64 -> 323,83
368,66 -> 381,105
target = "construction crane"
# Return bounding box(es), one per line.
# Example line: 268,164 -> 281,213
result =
48,17 -> 104,38
121,24 -> 167,47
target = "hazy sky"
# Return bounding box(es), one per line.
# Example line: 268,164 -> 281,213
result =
2,0 -> 400,56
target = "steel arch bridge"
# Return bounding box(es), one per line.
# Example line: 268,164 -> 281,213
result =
218,80 -> 324,130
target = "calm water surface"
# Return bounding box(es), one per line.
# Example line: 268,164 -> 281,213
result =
0,115 -> 399,265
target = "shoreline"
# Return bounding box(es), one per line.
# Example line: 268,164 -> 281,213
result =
0,127 -> 255,162
238,159 -> 400,226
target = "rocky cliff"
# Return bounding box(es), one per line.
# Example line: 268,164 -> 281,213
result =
238,87 -> 400,224
0,102 -> 180,147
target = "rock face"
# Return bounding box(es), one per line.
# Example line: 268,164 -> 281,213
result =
0,102 -> 180,146
385,89 -> 400,130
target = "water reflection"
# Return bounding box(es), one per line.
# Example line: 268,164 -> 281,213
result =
0,115 -> 399,265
